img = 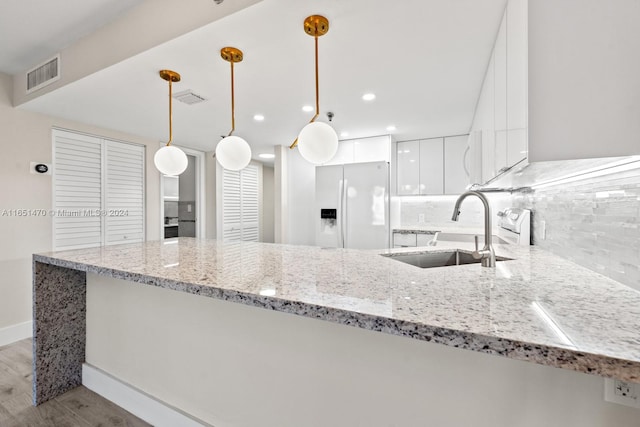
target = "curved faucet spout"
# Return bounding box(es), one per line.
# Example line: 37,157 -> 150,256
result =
450,191 -> 496,267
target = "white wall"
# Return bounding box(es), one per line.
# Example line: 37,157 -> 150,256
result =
205,151 -> 217,239
87,273 -> 640,427
528,0 -> 640,161
0,71 -> 163,336
262,165 -> 275,243
285,148 -> 316,246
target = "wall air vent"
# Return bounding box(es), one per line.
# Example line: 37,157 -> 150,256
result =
173,89 -> 207,105
26,54 -> 61,94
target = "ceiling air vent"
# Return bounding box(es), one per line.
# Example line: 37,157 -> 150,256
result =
173,89 -> 206,105
26,54 -> 60,94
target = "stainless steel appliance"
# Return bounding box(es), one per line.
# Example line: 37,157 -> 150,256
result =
315,161 -> 389,249
497,208 -> 531,245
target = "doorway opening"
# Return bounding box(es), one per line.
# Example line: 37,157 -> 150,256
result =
160,149 -> 205,240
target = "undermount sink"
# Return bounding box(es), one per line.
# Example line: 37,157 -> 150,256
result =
381,250 -> 513,269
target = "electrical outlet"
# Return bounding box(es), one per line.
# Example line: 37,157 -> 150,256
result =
604,378 -> 640,408
540,220 -> 546,240
418,214 -> 425,223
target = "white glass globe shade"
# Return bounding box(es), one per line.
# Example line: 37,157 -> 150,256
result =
297,121 -> 338,164
154,145 -> 188,176
216,135 -> 252,171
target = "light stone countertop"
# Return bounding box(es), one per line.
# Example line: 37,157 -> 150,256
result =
34,238 -> 640,382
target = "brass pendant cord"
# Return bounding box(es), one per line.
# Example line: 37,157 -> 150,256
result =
159,69 -> 181,146
220,47 -> 242,137
167,78 -> 173,146
290,24 -> 321,149
228,60 -> 235,137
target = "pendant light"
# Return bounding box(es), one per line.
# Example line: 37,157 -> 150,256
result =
290,15 -> 338,165
154,70 -> 189,176
215,47 -> 252,171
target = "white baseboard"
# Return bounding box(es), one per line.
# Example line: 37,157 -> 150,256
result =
0,321 -> 32,347
82,364 -> 211,427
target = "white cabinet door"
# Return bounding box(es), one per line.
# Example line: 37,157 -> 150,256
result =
494,130 -> 508,176
324,135 -> 390,165
419,138 -> 444,195
444,135 -> 469,194
353,135 -> 390,163
494,10 -> 507,132
397,140 -> 420,195
507,0 -> 528,165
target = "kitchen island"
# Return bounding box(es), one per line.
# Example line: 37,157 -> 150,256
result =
33,238 -> 640,426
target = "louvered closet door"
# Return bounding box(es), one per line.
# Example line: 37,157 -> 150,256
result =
240,165 -> 259,241
104,140 -> 145,245
53,130 -> 103,250
221,164 -> 259,242
222,169 -> 242,241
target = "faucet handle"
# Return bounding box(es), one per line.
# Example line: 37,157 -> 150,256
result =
474,235 -> 479,252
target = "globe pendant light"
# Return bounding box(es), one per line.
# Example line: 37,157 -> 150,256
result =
154,70 -> 188,176
215,47 -> 252,171
290,15 -> 338,165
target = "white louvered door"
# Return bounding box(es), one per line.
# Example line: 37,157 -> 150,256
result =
53,129 -> 145,250
53,131 -> 103,250
221,164 -> 259,242
240,165 -> 259,241
104,140 -> 145,245
222,168 -> 242,241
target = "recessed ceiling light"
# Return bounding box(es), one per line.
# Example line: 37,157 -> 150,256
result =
362,93 -> 376,101
253,114 -> 265,121
302,105 -> 314,112
259,153 -> 275,159
340,131 -> 349,138
386,125 -> 397,131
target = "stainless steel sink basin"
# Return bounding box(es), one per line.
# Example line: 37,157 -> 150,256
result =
381,250 -> 513,269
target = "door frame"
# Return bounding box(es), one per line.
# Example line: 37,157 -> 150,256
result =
158,145 -> 206,240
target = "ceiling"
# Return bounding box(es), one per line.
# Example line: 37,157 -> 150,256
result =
19,0 -> 508,160
0,0 -> 143,74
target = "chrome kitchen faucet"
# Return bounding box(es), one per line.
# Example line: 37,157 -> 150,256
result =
451,191 -> 496,267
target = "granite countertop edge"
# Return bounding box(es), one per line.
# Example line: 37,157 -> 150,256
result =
32,251 -> 640,382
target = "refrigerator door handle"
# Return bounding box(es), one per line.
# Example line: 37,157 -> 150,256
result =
343,178 -> 348,248
338,179 -> 344,248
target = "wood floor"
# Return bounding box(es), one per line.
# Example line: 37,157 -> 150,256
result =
0,339 -> 151,427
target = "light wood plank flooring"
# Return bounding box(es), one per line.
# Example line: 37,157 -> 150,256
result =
0,339 -> 151,427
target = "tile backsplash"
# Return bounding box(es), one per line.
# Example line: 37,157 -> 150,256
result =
514,166 -> 640,291
398,194 -> 512,231
397,163 -> 640,291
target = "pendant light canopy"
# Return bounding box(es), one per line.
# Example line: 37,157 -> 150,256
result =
154,70 -> 188,176
215,47 -> 252,171
290,15 -> 338,165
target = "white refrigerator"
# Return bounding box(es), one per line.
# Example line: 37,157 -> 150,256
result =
315,161 -> 390,249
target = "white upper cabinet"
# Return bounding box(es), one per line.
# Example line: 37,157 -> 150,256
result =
444,135 -> 470,195
494,12 -> 507,133
470,0 -> 528,184
397,135 -> 469,196
324,135 -> 391,166
507,0 -> 528,163
528,0 -> 640,161
397,140 -> 420,195
419,138 -> 444,195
